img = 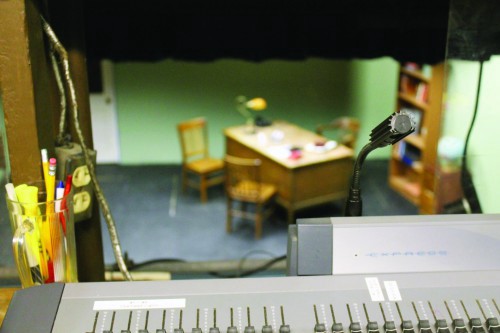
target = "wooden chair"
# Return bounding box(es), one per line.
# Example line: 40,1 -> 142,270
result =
316,117 -> 361,150
177,118 -> 224,202
224,155 -> 277,239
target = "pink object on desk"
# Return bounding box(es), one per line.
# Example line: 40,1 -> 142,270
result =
289,149 -> 302,160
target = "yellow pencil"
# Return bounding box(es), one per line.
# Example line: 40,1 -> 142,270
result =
41,149 -> 49,191
46,157 -> 56,211
43,158 -> 57,263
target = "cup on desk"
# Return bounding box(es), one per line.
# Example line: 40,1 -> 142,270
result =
6,181 -> 78,288
289,147 -> 302,160
271,129 -> 284,143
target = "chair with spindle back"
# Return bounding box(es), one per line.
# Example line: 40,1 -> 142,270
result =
316,117 -> 361,150
177,118 -> 224,202
224,155 -> 277,239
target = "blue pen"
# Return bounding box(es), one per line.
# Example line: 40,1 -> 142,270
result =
55,181 -> 65,212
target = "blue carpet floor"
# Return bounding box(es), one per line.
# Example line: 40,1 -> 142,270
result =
0,160 -> 417,284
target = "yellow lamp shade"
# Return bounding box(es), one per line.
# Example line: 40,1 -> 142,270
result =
246,97 -> 267,111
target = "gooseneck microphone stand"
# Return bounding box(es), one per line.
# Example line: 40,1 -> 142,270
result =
344,111 -> 416,217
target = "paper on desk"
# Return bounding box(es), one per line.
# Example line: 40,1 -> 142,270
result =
304,140 -> 337,153
267,145 -> 292,159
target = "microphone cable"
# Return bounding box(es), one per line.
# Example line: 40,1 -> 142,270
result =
458,60 -> 484,214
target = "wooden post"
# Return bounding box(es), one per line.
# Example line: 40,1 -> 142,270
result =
0,0 -> 57,184
0,0 -> 105,282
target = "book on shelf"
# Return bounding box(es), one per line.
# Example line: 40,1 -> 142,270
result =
415,82 -> 428,102
399,74 -> 418,95
395,140 -> 421,168
400,74 -> 410,93
421,64 -> 432,78
399,73 -> 428,102
402,62 -> 432,79
396,140 -> 406,159
405,181 -> 421,198
403,62 -> 421,71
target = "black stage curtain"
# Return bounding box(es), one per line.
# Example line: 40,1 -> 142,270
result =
78,0 -> 450,65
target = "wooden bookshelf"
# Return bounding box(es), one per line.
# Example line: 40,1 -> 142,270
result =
389,62 -> 444,214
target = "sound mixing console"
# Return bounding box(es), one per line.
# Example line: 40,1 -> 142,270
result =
2,270 -> 500,333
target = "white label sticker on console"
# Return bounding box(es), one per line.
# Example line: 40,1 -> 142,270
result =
365,277 -> 385,301
384,281 -> 402,301
93,298 -> 186,311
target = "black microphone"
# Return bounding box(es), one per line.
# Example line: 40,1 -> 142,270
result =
344,110 -> 416,217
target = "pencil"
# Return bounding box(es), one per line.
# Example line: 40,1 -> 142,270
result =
41,149 -> 49,192
44,158 -> 57,283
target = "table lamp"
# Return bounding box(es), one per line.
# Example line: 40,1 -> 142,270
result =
235,96 -> 267,133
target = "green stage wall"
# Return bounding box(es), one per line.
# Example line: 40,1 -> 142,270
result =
113,57 -> 399,164
441,56 -> 500,213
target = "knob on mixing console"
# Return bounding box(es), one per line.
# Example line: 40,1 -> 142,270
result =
435,319 -> 450,333
347,304 -> 362,333
477,299 -> 500,333
411,302 -> 432,333
227,308 -> 238,333
138,310 -> 150,333
330,304 -> 344,333
427,302 -> 451,333
103,311 -> 116,333
120,311 -> 133,333
452,319 -> 468,333
313,305 -> 327,333
383,320 -> 397,333
209,309 -> 220,333
156,309 -> 168,333
395,303 -> 415,333
379,303 -> 396,333
470,318 -> 486,333
244,307 -> 255,333
174,309 -> 185,333
278,306 -> 290,333
444,301 -> 467,333
192,309 -> 202,333
486,318 -> 500,333
86,312 -> 99,333
363,303 -> 379,333
262,307 -> 273,333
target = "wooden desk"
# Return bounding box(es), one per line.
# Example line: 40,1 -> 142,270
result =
225,121 -> 354,223
0,288 -> 19,326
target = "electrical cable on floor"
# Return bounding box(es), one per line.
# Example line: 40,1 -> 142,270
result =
41,16 -> 133,281
129,258 -> 187,271
209,255 -> 286,278
236,249 -> 277,276
109,252 -> 287,278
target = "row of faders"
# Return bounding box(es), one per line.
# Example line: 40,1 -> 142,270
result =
84,300 -> 500,333
313,300 -> 500,333
7,272 -> 499,333
88,306 -> 292,333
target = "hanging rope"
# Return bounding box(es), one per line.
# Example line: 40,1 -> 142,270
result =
41,16 -> 133,281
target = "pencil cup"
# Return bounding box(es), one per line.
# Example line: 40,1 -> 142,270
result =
6,180 -> 78,288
